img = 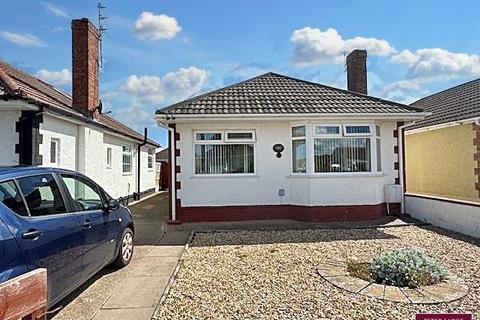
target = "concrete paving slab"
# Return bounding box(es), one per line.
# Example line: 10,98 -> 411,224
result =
148,245 -> 185,257
131,256 -> 179,277
102,275 -> 170,309
159,231 -> 191,245
92,307 -> 155,320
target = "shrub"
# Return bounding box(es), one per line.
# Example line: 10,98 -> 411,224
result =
370,248 -> 447,288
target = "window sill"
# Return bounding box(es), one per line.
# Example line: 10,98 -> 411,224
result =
287,172 -> 386,178
190,174 -> 259,179
122,172 -> 133,176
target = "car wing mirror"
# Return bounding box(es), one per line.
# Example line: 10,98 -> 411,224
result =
106,199 -> 120,212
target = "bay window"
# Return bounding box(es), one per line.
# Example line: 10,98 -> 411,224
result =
194,131 -> 255,174
292,124 -> 379,174
291,126 -> 306,173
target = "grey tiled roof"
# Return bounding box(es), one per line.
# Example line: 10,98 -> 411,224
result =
408,78 -> 480,130
0,59 -> 159,147
157,72 -> 423,116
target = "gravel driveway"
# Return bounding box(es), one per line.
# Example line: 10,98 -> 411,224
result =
156,225 -> 480,319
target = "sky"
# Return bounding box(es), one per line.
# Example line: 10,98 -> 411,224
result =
1,0 -> 479,148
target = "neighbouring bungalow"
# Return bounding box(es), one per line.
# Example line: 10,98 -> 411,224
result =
156,50 -> 428,223
0,18 -> 159,199
404,79 -> 480,238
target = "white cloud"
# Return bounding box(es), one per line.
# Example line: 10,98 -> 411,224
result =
42,2 -> 70,18
122,66 -> 209,103
133,12 -> 181,41
35,69 -> 71,86
384,48 -> 480,103
390,48 -> 480,79
113,105 -> 156,132
0,31 -> 46,47
290,27 -> 395,67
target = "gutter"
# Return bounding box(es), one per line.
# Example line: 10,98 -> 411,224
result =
155,112 -> 430,124
398,121 -> 418,214
405,116 -> 480,135
157,122 -> 177,222
136,128 -> 148,201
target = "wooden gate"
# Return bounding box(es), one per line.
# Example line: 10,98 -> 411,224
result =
160,161 -> 170,190
0,268 -> 47,320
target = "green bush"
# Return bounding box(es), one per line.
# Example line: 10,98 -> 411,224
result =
370,248 -> 447,288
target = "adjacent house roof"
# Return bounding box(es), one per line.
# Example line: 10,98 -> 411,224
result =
157,72 -> 423,116
408,78 -> 480,130
0,60 -> 159,147
156,149 -> 169,162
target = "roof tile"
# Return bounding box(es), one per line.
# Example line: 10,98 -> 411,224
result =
158,72 -> 422,116
408,78 -> 480,129
0,60 -> 158,147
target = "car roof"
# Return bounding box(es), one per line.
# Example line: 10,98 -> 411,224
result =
0,166 -> 77,181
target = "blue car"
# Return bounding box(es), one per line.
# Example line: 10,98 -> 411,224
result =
0,167 -> 134,307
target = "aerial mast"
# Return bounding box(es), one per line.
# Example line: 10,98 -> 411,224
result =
97,3 -> 108,68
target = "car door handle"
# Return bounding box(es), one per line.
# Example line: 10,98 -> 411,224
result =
83,221 -> 93,228
22,230 -> 42,239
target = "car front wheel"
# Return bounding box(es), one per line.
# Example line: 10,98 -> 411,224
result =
113,227 -> 134,267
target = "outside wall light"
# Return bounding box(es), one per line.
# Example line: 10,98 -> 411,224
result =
273,143 -> 284,158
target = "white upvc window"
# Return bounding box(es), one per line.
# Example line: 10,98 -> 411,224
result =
291,125 -> 307,173
147,148 -> 154,170
122,145 -> 132,174
224,130 -> 256,142
314,125 -> 342,137
292,123 -> 379,174
343,124 -> 372,136
106,147 -> 112,169
194,130 -> 255,175
50,138 -> 60,165
375,125 -> 382,172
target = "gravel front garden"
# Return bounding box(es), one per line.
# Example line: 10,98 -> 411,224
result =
156,225 -> 480,319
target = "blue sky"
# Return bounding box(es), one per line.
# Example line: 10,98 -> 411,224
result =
1,0 -> 479,148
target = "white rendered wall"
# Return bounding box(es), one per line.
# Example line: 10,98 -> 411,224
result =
39,115 -> 156,199
102,133 -> 157,198
39,114 -> 78,170
0,111 -> 20,166
175,120 -> 398,207
405,195 -> 480,238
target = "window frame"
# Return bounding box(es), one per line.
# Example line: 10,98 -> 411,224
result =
313,124 -> 342,138
291,122 -> 380,175
224,130 -> 256,143
147,148 -> 154,171
50,138 -> 60,165
291,125 -> 308,174
343,124 -> 372,137
192,130 -> 257,177
122,145 -> 133,175
106,147 -> 112,169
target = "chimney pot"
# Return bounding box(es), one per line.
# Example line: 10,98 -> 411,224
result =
346,49 -> 367,95
72,18 -> 100,118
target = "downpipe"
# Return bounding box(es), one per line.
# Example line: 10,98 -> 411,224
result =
398,121 -> 417,214
135,128 -> 148,201
157,123 -> 177,221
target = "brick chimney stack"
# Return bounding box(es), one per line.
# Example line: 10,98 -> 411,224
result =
72,18 -> 100,118
346,49 -> 367,95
